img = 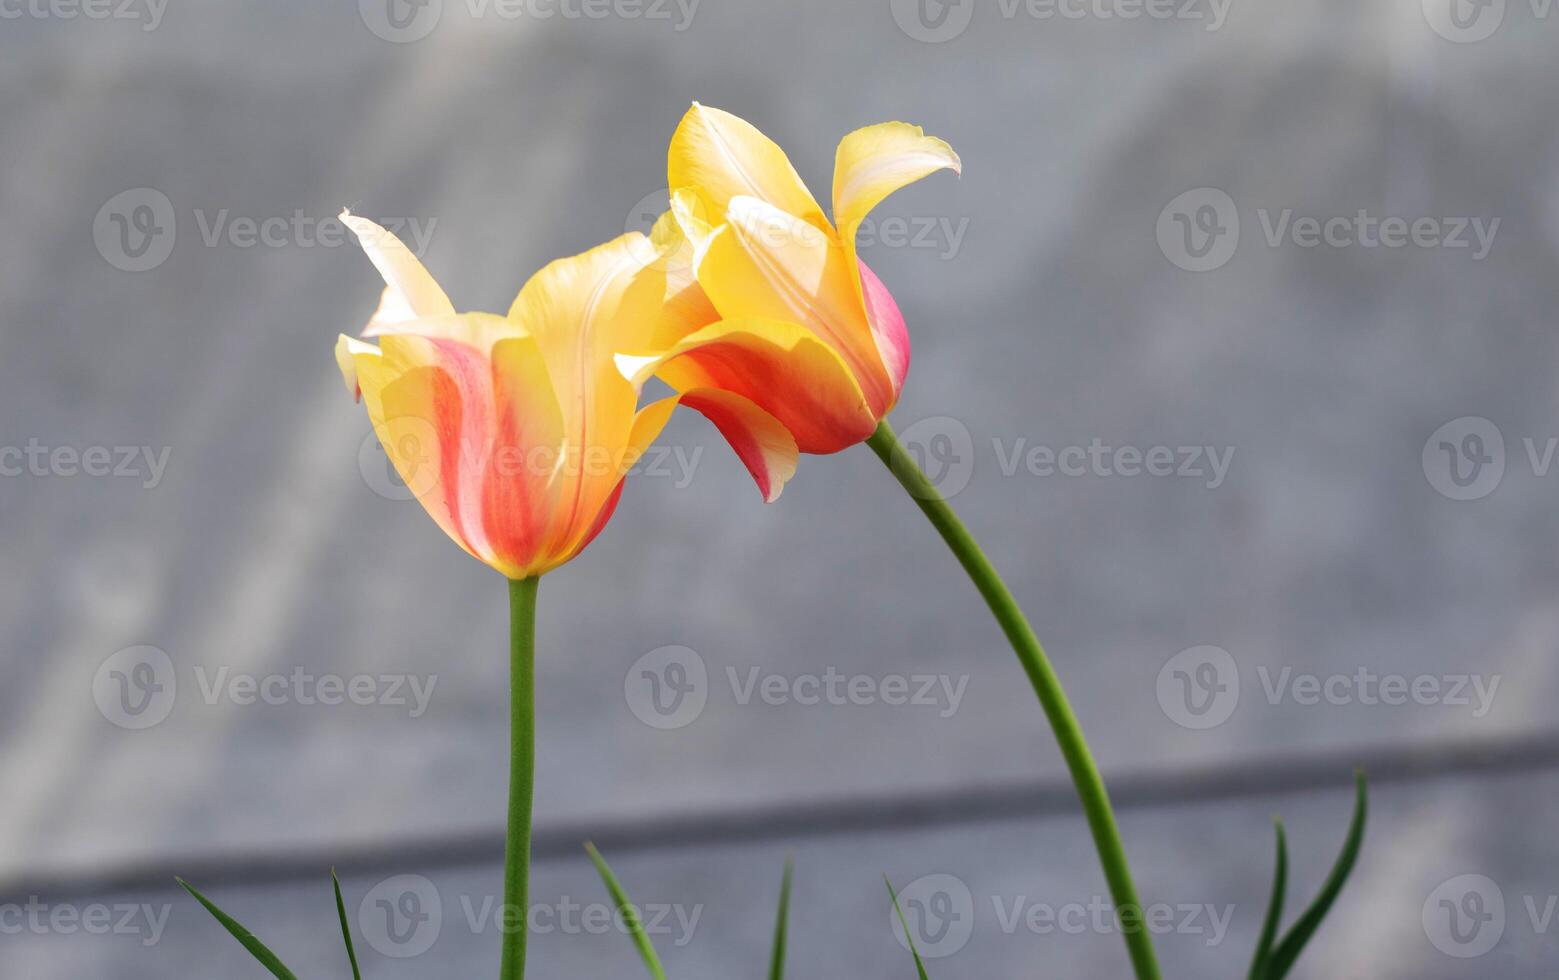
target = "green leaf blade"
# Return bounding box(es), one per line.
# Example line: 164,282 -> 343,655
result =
332,869 -> 363,980
768,855 -> 794,980
1246,819 -> 1288,980
886,877 -> 931,980
585,842 -> 667,980
176,877 -> 300,980
1264,771 -> 1369,979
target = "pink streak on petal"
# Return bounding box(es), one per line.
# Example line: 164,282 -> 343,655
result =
478,365 -> 545,574
858,258 -> 910,400
424,338 -> 496,564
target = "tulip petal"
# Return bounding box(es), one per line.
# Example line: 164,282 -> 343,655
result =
831,123 -> 961,253
507,233 -> 662,371
351,338 -> 489,567
508,233 -> 660,449
856,258 -> 911,399
619,317 -> 877,455
699,197 -> 893,416
628,393 -> 684,455
666,187 -> 718,253
336,333 -> 375,400
570,479 -> 627,560
647,204 -> 722,349
679,388 -> 798,502
669,103 -> 828,233
602,355 -> 796,500
340,210 -> 456,334
554,394 -> 680,562
508,233 -> 670,560
831,124 -> 958,405
479,335 -> 566,577
359,311 -> 526,355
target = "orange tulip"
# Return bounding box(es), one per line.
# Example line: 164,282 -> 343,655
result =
617,104 -> 961,501
334,212 -> 782,578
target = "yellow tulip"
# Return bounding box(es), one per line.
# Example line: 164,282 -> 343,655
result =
618,103 -> 961,501
334,211 -> 780,578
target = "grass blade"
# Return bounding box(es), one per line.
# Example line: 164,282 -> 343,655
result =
585,842 -> 667,980
176,877 -> 299,980
768,855 -> 794,980
885,878 -> 931,980
332,869 -> 362,980
1263,771 -> 1368,979
1246,819 -> 1288,980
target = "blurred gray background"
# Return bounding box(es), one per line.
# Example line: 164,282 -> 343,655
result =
3,0 -> 1559,976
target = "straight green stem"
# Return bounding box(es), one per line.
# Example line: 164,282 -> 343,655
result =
502,576 -> 540,980
865,421 -> 1160,980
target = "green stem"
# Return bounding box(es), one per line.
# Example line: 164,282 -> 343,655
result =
501,576 -> 540,980
865,420 -> 1160,980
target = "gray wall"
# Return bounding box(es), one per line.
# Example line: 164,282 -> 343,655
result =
2,0 -> 1557,975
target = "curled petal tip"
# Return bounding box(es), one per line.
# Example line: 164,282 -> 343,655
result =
679,388 -> 798,503
340,210 -> 374,239
614,352 -> 662,387
833,124 -> 962,239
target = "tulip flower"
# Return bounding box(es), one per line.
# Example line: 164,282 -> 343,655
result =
616,103 -> 962,501
333,213 -> 787,980
334,212 -> 685,579
628,107 -> 1180,978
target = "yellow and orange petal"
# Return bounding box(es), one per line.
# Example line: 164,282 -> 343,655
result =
339,217 -> 677,577
830,122 -> 962,268
830,123 -> 959,403
697,197 -> 895,416
668,103 -> 829,235
340,209 -> 456,333
661,107 -> 959,469
619,316 -> 877,456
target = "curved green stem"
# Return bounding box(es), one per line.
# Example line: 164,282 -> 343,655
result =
865,420 -> 1160,980
502,576 -> 540,980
